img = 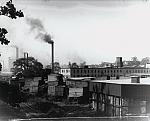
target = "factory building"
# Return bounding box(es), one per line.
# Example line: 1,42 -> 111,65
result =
89,77 -> 150,116
69,67 -> 150,78
60,57 -> 150,78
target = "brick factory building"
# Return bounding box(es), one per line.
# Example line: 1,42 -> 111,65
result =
61,67 -> 150,78
71,67 -> 150,78
61,57 -> 150,78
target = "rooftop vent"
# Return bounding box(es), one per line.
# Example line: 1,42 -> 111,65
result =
131,76 -> 140,83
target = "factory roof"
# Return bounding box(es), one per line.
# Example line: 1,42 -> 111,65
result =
70,66 -> 148,69
67,77 -> 96,81
91,77 -> 150,85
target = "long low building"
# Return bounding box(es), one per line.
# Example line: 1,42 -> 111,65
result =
89,76 -> 150,116
61,67 -> 150,78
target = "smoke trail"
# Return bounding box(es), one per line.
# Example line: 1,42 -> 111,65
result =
26,17 -> 45,32
26,17 -> 53,44
43,34 -> 53,44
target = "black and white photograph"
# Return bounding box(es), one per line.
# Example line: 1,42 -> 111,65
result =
0,0 -> 150,120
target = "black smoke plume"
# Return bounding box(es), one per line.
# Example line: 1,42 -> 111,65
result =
26,17 -> 53,44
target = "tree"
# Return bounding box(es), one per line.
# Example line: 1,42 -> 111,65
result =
80,61 -> 86,68
54,62 -> 60,73
71,62 -> 79,68
13,57 -> 43,77
141,57 -> 150,65
131,56 -> 138,62
130,56 -> 140,66
0,0 -> 24,45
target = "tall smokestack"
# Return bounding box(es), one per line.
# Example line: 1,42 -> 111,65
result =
51,41 -> 54,73
26,17 -> 54,72
42,34 -> 54,73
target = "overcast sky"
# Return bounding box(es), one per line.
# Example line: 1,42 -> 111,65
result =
0,0 -> 150,67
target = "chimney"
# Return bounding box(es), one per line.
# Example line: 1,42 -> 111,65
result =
116,57 -> 123,67
131,76 -> 140,83
51,42 -> 54,73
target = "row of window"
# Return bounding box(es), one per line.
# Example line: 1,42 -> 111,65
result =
61,69 -> 70,73
71,68 -> 150,76
73,69 -> 123,73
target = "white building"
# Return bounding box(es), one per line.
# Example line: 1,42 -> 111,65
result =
146,63 -> 150,68
60,68 -> 71,78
